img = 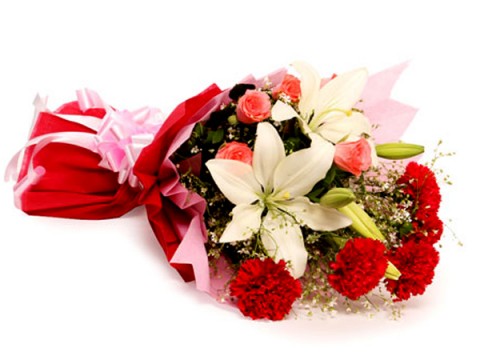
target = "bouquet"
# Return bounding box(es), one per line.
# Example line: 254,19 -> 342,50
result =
7,61 -> 447,321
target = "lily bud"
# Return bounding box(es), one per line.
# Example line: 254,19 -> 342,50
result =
339,202 -> 385,241
375,142 -> 424,160
320,188 -> 356,208
385,261 -> 401,280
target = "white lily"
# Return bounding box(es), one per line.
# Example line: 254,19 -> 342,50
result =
271,61 -> 372,144
205,122 -> 351,278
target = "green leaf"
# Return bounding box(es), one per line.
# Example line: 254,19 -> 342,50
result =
323,167 -> 337,185
206,131 -> 214,143
193,123 -> 204,138
284,137 -> 301,154
306,186 -> 326,202
399,222 -> 413,237
211,129 -> 225,144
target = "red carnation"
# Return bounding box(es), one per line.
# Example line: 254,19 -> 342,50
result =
397,162 -> 443,245
229,258 -> 302,321
328,238 -> 388,300
385,241 -> 439,301
404,215 -> 444,245
397,162 -> 441,218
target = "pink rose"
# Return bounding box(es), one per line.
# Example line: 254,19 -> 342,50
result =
272,74 -> 302,102
236,90 -> 271,124
334,138 -> 372,176
216,141 -> 253,165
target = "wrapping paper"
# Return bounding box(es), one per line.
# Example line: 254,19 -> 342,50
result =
134,84 -> 223,287
361,63 -> 417,143
6,91 -> 162,219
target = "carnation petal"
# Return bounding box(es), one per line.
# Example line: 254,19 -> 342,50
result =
206,159 -> 261,205
261,210 -> 308,278
277,196 -> 352,231
328,237 -> 388,300
219,204 -> 263,243
271,101 -> 300,122
273,138 -> 334,197
253,122 -> 285,192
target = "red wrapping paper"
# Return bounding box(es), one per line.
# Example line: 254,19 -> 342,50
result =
15,101 -> 140,219
134,84 -> 222,283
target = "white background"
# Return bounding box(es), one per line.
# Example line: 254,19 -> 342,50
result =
0,1 -> 477,359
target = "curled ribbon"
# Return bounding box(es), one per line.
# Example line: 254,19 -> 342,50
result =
96,107 -> 164,187
5,89 -> 164,208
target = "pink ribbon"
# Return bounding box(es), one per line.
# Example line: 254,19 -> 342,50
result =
96,107 -> 164,187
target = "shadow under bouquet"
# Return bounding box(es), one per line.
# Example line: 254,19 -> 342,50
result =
134,61 -> 444,320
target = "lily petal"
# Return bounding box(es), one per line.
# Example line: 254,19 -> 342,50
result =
206,159 -> 261,205
219,203 -> 263,243
309,110 -> 347,135
313,68 -> 368,121
319,111 -> 372,144
271,100 -> 299,122
292,61 -> 322,119
261,210 -> 308,278
297,116 -> 314,137
273,138 -> 334,198
253,122 -> 285,193
277,196 -> 352,231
